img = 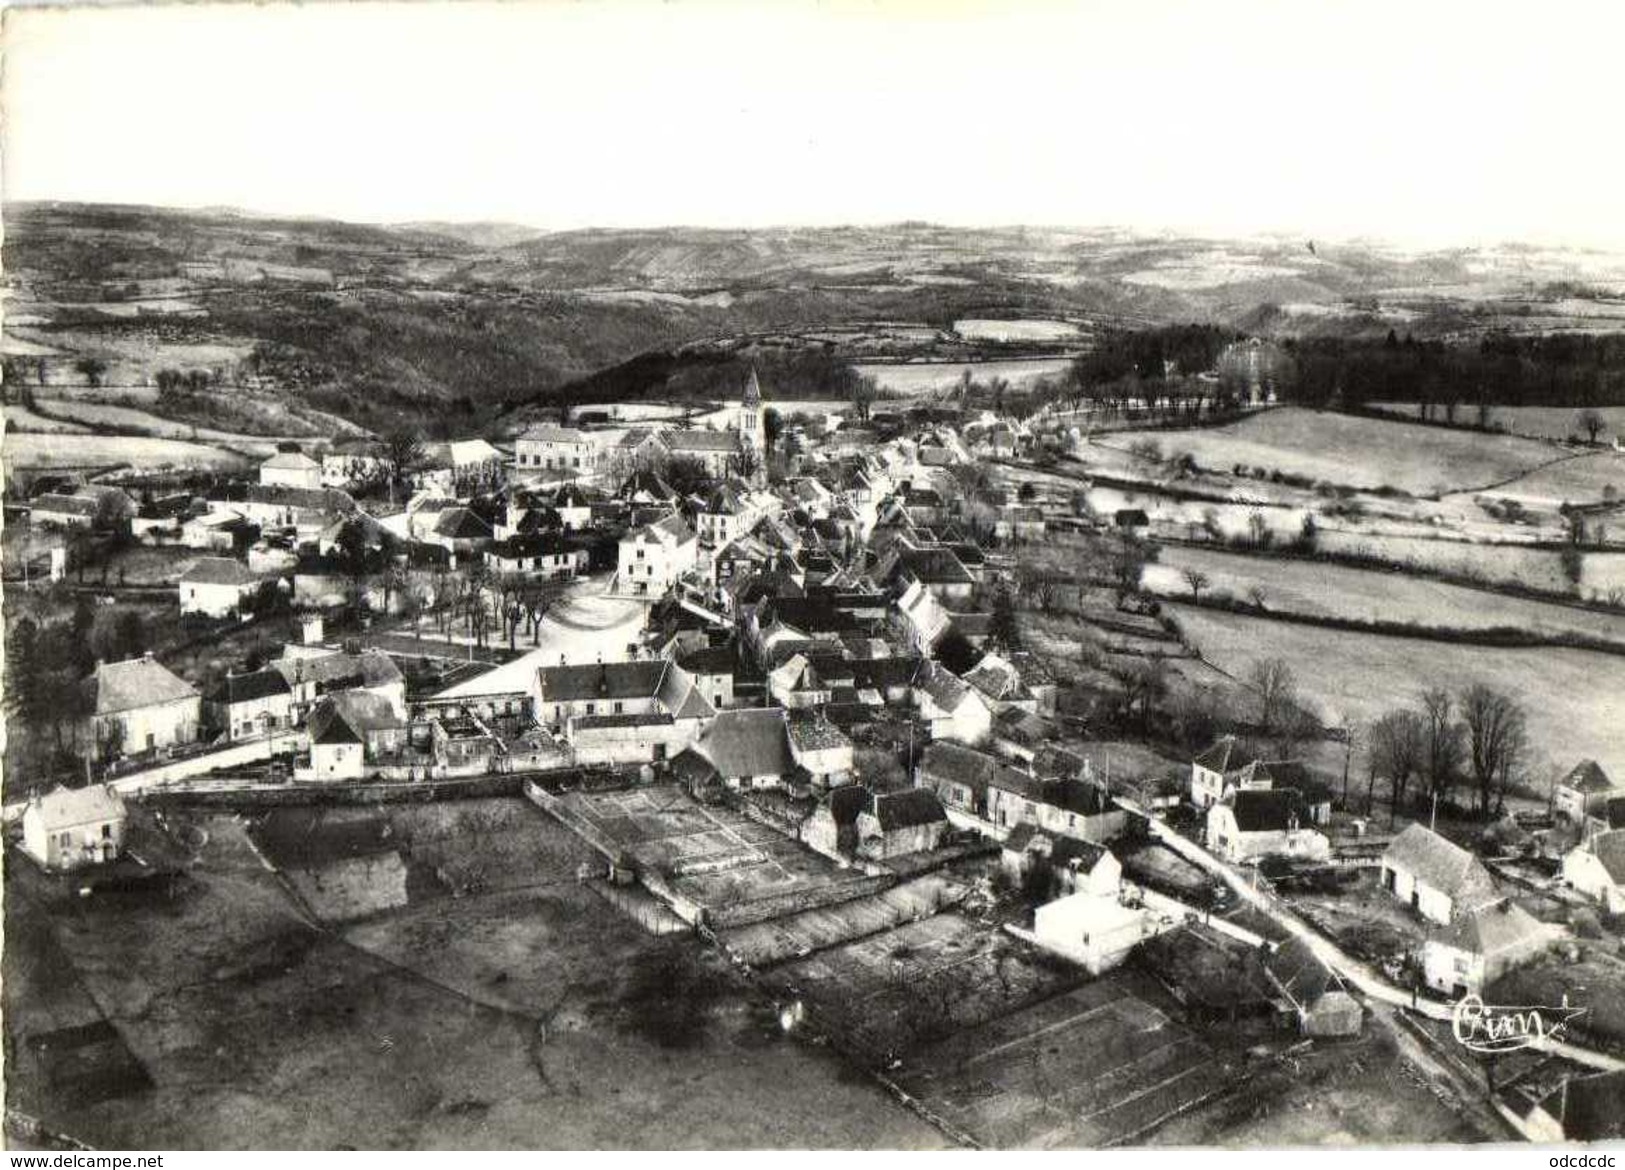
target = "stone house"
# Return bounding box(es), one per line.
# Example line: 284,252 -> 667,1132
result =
1380,823 -> 1499,926
20,786 -> 127,871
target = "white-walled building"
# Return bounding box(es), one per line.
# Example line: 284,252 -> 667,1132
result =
179,557 -> 264,618
1380,823 -> 1499,926
260,450 -> 322,490
618,513 -> 697,596
20,786 -> 127,871
83,653 -> 201,759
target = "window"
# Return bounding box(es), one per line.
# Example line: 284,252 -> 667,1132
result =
102,824 -> 112,840
1453,956 -> 1470,975
613,701 -> 623,714
636,549 -> 645,560
585,703 -> 596,715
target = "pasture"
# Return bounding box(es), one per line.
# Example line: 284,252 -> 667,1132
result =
1373,402 -> 1625,444
1146,545 -> 1625,646
1104,408 -> 1559,496
1454,448 -> 1625,507
1165,603 -> 1625,771
853,358 -> 1074,395
0,431 -> 251,471
954,318 -> 1082,342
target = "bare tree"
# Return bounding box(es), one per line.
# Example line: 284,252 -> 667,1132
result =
1368,709 -> 1423,817
1246,658 -> 1297,737
1183,567 -> 1211,602
1419,687 -> 1463,806
1578,408 -> 1606,445
1459,684 -> 1527,819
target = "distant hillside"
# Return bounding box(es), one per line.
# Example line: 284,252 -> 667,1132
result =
7,201 -> 1625,439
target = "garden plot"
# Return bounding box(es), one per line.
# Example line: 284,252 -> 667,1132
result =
720,874 -> 970,968
1104,408 -> 1558,496
893,970 -> 1225,1149
765,912 -> 1086,1063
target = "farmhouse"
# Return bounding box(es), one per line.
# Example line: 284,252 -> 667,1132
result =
1554,760 -> 1622,822
912,661 -> 993,745
1380,823 -> 1499,926
1002,826 -> 1122,898
854,788 -> 948,860
179,557 -> 264,618
1189,735 -> 1274,809
302,692 -> 407,781
987,773 -> 1127,844
785,712 -> 854,789
273,648 -> 407,721
1206,789 -> 1329,864
83,653 -> 201,759
20,786 -> 127,871
691,707 -> 794,790
485,533 -> 588,579
1420,898 -> 1555,997
915,740 -> 1031,819
205,668 -> 295,741
1562,829 -> 1625,914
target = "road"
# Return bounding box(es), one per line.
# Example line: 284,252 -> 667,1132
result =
1121,799 -> 1625,1075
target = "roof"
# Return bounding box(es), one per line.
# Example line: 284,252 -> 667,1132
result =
962,652 -> 1028,702
786,713 -> 852,754
86,655 -> 199,715
205,668 -> 292,705
896,547 -> 973,585
32,493 -> 97,517
447,439 -> 503,466
619,469 -> 676,500
1262,936 -> 1345,1006
1003,824 -> 1110,871
823,784 -> 869,827
520,424 -> 588,444
433,508 -> 494,539
630,512 -> 694,545
1561,759 -> 1616,794
538,661 -> 670,703
181,556 -> 259,586
663,428 -> 740,453
914,661 -> 976,712
1384,823 -> 1499,908
272,649 -> 403,692
1434,898 -> 1553,958
25,785 -> 124,830
1193,735 -> 1260,775
1590,830 -> 1625,884
918,741 -> 1029,800
697,708 -> 792,778
678,645 -> 738,675
244,483 -> 357,513
864,788 -> 946,831
308,690 -> 404,744
262,451 -> 319,471
1227,788 -> 1306,833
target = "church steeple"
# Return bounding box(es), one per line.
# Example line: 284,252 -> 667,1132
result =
742,366 -> 763,408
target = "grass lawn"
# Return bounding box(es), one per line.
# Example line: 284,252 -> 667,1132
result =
1105,408 -> 1559,497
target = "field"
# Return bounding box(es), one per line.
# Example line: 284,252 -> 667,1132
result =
954,318 -> 1082,342
1,431 -> 251,472
3,807 -> 945,1149
1146,545 -> 1625,646
1104,408 -> 1560,496
853,358 -> 1074,395
1308,528 -> 1625,599
1454,448 -> 1625,507
1373,402 -> 1625,444
1165,603 -> 1625,772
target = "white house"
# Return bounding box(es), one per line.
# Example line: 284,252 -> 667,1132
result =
1420,899 -> 1556,997
1554,760 -> 1622,823
1380,823 -> 1499,926
912,661 -> 993,745
1563,829 -> 1625,915
617,512 -> 697,596
302,691 -> 407,781
1189,735 -> 1275,809
83,653 -> 201,759
205,668 -> 295,741
1033,887 -> 1156,976
516,424 -> 597,476
785,713 -> 854,789
179,557 -> 264,618
259,450 -> 322,490
1206,789 -> 1330,864
20,785 -> 127,871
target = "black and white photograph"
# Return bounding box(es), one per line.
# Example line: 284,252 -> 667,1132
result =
3,0 -> 1624,1153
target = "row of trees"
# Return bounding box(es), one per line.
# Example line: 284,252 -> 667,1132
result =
1367,685 -> 1528,820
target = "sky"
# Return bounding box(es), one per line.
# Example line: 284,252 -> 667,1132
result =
5,0 -> 1625,249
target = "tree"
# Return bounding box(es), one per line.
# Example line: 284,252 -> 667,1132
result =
933,626 -> 981,675
660,454 -> 712,498
1419,687 -> 1463,805
851,374 -> 877,424
1246,658 -> 1297,737
1579,408 -> 1606,445
1182,568 -> 1211,602
5,618 -> 49,754
1459,684 -> 1527,819
1368,709 -> 1423,817
1120,658 -> 1169,735
762,408 -> 784,454
383,429 -> 425,500
989,580 -> 1021,653
73,357 -> 108,388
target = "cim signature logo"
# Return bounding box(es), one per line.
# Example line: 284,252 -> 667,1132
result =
1451,993 -> 1586,1054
